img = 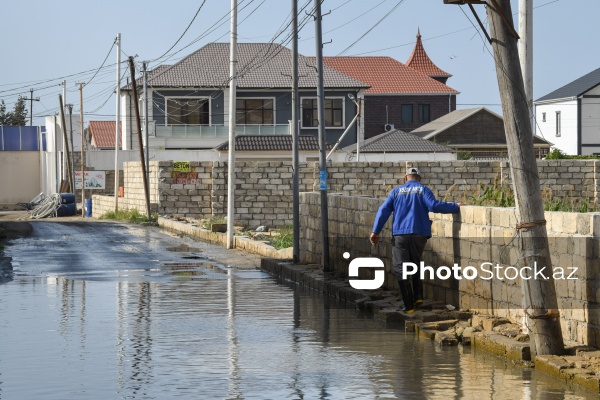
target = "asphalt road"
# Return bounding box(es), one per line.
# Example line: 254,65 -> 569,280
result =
1,217 -> 262,285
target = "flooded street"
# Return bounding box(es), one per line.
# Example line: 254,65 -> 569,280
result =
0,222 -> 594,399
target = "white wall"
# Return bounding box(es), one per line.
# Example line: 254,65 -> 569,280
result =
87,149 -> 220,170
43,115 -> 86,195
535,99 -> 578,154
0,151 -> 41,204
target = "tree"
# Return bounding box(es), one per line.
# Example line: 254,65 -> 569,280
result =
0,97 -> 28,126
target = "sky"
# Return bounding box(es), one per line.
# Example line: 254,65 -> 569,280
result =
1,0 -> 598,127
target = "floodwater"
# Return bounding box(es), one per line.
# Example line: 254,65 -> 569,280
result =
0,222 -> 594,399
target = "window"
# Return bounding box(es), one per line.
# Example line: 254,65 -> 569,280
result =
401,104 -> 413,124
418,104 -> 431,123
236,98 -> 274,124
166,98 -> 209,125
556,111 -> 561,137
301,98 -> 344,128
542,112 -> 546,122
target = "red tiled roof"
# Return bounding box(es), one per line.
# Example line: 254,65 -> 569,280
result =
89,121 -> 121,148
322,56 -> 457,95
406,30 -> 452,78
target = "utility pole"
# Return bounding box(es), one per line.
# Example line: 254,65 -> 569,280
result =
67,104 -> 76,197
313,0 -> 330,272
226,0 -> 238,249
291,0 -> 300,264
486,0 -> 564,357
143,61 -> 150,188
78,83 -> 85,217
128,57 -> 151,220
61,80 -> 67,183
444,0 -> 564,356
58,94 -> 74,193
115,33 -> 121,212
519,0 -> 534,133
24,88 -> 40,126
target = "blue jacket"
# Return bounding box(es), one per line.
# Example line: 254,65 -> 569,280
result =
372,180 -> 459,237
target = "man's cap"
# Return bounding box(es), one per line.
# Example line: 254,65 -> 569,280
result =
406,167 -> 420,176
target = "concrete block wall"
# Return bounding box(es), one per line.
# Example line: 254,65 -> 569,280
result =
299,192 -> 600,347
96,159 -> 600,229
158,161 -> 214,217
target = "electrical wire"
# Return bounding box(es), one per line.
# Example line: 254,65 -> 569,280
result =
150,0 -> 208,63
83,39 -> 116,88
336,0 -> 406,56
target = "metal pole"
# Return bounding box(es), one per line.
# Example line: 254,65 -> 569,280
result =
291,0 -> 300,263
357,97 -> 362,162
62,81 -> 67,181
67,104 -> 76,197
226,0 -> 238,249
54,114 -> 59,192
115,33 -> 121,211
314,0 -> 330,272
519,0 -> 534,133
143,61 -> 150,189
79,83 -> 85,217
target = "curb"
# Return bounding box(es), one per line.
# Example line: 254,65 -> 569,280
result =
158,217 -> 292,259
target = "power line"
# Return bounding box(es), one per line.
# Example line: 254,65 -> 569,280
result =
84,39 -> 117,88
336,0 -> 406,56
150,0 -> 209,63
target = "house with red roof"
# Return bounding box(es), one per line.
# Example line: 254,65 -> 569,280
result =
89,120 -> 121,149
322,30 -> 459,140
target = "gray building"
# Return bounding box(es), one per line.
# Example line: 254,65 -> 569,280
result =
119,43 -> 368,151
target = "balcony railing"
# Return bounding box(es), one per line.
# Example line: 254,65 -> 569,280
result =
155,124 -> 290,138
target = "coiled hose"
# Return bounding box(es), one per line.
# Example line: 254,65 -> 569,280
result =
28,194 -> 62,219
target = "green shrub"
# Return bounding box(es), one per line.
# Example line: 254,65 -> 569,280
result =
269,225 -> 293,250
99,209 -> 158,224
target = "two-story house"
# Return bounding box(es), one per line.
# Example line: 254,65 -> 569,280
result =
534,67 -> 600,155
322,30 -> 459,140
119,42 -> 368,152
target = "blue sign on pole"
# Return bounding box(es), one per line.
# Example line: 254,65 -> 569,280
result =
320,170 -> 327,191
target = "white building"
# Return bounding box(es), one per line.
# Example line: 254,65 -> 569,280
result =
535,67 -> 600,155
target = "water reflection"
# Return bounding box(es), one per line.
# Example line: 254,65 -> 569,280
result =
1,222 -> 597,399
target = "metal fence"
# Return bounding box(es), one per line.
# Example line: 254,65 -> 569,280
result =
0,126 -> 46,151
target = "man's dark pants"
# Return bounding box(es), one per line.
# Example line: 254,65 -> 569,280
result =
392,234 -> 428,310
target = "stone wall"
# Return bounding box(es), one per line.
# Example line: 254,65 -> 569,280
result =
299,192 -> 600,347
97,159 -> 600,228
91,161 -> 159,217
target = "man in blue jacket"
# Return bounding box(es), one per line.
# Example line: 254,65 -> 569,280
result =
370,167 -> 462,313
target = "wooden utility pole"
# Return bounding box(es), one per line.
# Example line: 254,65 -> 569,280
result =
58,94 -> 74,193
24,88 -> 40,126
128,57 -> 151,220
444,0 -> 564,356
489,0 -> 564,356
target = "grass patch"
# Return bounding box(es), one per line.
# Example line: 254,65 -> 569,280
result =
269,225 -> 293,250
201,216 -> 226,230
444,177 -> 596,213
99,209 -> 158,224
